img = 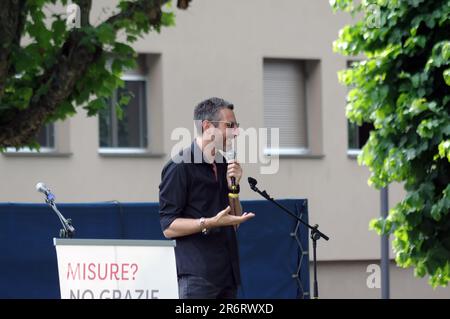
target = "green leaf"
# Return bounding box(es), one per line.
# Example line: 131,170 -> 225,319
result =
97,24 -> 115,44
444,69 -> 450,86
113,42 -> 135,56
409,98 -> 427,115
51,19 -> 66,42
15,87 -> 34,109
85,98 -> 108,117
417,119 -> 440,139
438,140 -> 450,162
115,103 -> 124,120
119,94 -> 132,106
161,12 -> 175,27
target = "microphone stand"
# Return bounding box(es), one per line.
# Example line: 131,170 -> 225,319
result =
44,196 -> 75,238
249,180 -> 329,299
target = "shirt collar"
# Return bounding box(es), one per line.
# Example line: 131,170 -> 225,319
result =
190,140 -> 227,165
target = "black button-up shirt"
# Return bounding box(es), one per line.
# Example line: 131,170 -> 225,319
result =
159,141 -> 240,288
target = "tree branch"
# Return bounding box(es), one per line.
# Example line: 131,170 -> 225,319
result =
104,0 -> 168,29
74,0 -> 92,27
177,0 -> 192,10
104,0 -> 192,29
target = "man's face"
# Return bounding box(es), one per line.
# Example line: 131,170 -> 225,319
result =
205,108 -> 239,152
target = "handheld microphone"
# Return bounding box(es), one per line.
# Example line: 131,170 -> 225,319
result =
223,149 -> 239,219
224,149 -> 237,192
36,182 -> 55,202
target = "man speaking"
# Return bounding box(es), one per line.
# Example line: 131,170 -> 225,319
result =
159,97 -> 255,299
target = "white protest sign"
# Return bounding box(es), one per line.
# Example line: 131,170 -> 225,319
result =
54,239 -> 178,299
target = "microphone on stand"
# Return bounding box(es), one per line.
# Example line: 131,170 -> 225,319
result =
247,176 -> 329,299
36,182 -> 56,202
248,177 -> 257,191
36,182 -> 75,238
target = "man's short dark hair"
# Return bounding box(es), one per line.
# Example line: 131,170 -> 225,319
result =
194,97 -> 234,134
194,97 -> 234,133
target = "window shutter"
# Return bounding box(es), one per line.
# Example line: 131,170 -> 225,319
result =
264,59 -> 308,149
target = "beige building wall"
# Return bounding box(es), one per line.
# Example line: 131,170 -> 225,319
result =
314,261 -> 450,299
0,0 -> 448,298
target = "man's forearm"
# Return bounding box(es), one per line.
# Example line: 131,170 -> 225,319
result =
163,217 -> 216,239
163,218 -> 200,238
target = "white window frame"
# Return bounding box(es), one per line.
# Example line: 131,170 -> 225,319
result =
264,148 -> 311,156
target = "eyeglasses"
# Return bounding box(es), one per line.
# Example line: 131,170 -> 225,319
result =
209,121 -> 240,129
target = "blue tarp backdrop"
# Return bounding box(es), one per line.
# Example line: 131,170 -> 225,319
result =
0,199 -> 309,299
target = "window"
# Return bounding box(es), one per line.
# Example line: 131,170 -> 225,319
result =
97,54 -> 164,157
5,123 -> 55,153
263,58 -> 323,156
36,124 -> 55,149
346,60 -> 374,153
264,59 -> 307,151
348,121 -> 373,150
99,77 -> 148,150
